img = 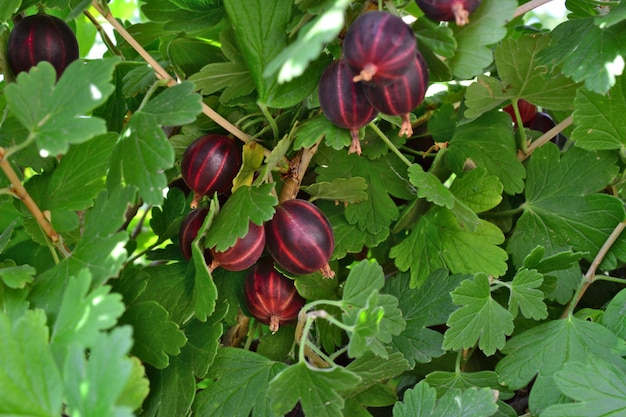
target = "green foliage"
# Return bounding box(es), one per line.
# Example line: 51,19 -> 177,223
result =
3,1 -> 626,416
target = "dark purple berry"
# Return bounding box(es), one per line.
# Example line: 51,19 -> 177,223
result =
343,11 -> 417,85
527,111 -> 567,149
416,0 -> 481,26
7,14 -> 80,80
210,222 -> 266,271
265,199 -> 334,277
363,52 -> 429,137
244,257 -> 306,333
181,134 -> 242,202
179,207 -> 210,261
318,59 -> 378,155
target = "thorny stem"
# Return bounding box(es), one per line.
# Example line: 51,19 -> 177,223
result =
561,220 -> 626,318
278,139 -> 321,203
518,114 -> 573,162
90,1 -> 259,150
368,122 -> 413,167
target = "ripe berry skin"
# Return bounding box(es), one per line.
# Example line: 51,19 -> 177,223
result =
416,0 -> 481,26
264,199 -> 334,276
318,59 -> 377,154
181,134 -> 242,197
244,258 -> 306,333
179,207 -> 210,261
210,222 -> 266,271
503,99 -> 537,126
343,11 -> 417,85
363,52 -> 429,136
7,14 -> 79,79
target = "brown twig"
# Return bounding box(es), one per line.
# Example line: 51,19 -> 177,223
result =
90,1 -> 256,148
513,0 -> 555,19
0,147 -> 59,243
518,113 -> 573,162
562,220 -> 626,318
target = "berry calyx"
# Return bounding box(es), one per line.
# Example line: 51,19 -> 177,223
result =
415,0 -> 482,26
343,11 -> 417,85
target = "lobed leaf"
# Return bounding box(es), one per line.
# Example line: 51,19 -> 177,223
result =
507,268 -> 548,320
443,273 -> 514,356
268,362 -> 361,417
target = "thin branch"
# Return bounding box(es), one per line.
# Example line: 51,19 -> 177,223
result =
90,1 -> 257,148
514,0 -> 555,19
0,147 -> 59,243
518,114 -> 573,162
562,220 -> 626,317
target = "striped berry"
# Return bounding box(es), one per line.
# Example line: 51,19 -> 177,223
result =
211,222 -> 266,271
179,207 -> 210,261
363,52 -> 429,137
244,257 -> 306,333
343,11 -> 417,85
264,199 -> 334,277
181,134 -> 241,201
415,0 -> 481,26
318,59 -> 378,155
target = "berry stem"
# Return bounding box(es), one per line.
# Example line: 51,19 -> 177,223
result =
513,0 -> 554,18
518,113 -> 573,161
368,122 -> 412,167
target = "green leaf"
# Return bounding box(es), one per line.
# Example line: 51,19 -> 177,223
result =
301,177 -> 369,204
571,73 -> 626,151
205,183 -> 277,251
408,163 -> 455,209
294,115 -> 352,151
390,206 -> 508,288
118,301 -> 187,369
384,270 -> 465,367
150,187 -> 188,242
542,357 -> 626,417
538,17 -> 626,94
447,0 -> 517,79
496,317 -> 626,412
341,260 -> 406,358
116,357 -> 150,411
443,274 -> 514,356
393,381 -> 499,417
109,111 -> 174,205
50,269 -> 125,349
141,352 -> 196,417
465,34 -> 580,119
0,260 -> 35,289
222,0 -> 292,104
5,59 -> 118,156
342,352 -> 410,400
63,326 -> 135,417
447,110 -> 524,195
264,0 -> 350,83
507,268 -> 548,320
602,288 -> 626,340
268,362 -> 361,417
0,0 -> 20,22
189,61 -> 256,103
522,246 -> 586,274
425,370 -> 512,399
192,347 -> 286,417
0,219 -> 17,254
347,291 -> 386,358
414,17 -> 457,59
141,81 -> 203,126
507,144 -> 623,279
46,133 -> 117,211
316,151 -> 412,235
0,310 -> 63,417
190,203 -> 219,321
449,168 -> 503,213
183,301 -> 229,378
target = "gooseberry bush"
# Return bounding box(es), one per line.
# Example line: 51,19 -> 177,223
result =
1,0 -> 626,416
